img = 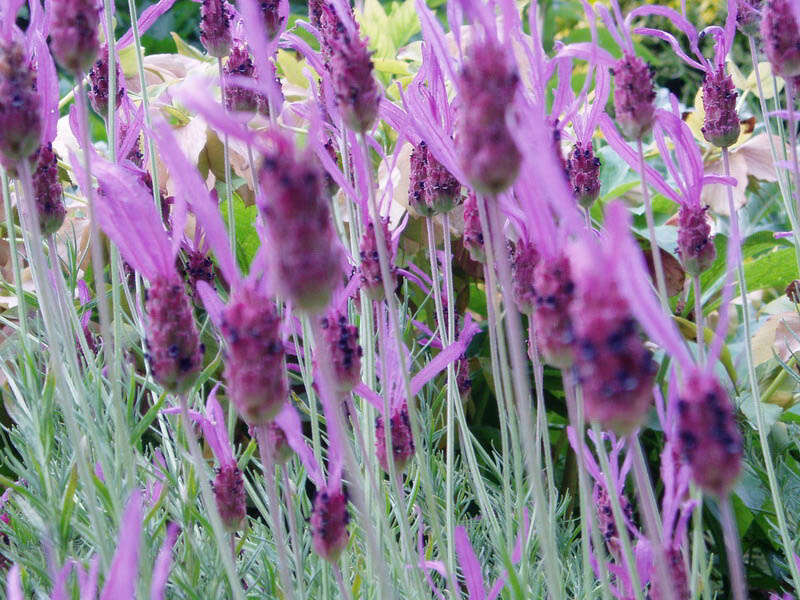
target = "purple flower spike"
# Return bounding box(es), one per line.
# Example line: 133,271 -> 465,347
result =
409,141 -> 435,217
737,0 -> 763,36
677,370 -> 743,497
220,284 -> 287,424
592,481 -> 634,559
677,203 -> 715,276
258,131 -> 343,313
408,140 -> 462,216
533,253 -> 575,368
260,0 -> 284,40
359,218 -> 395,301
456,38 -> 521,194
49,0 -> 100,74
200,0 -> 233,58
31,142 -> 65,235
145,276 -> 204,393
88,45 -> 125,118
566,141 -> 602,209
701,67 -> 740,148
375,401 -> 415,472
213,463 -> 246,532
311,486 -> 350,562
99,490 -> 142,600
223,45 -> 266,114
511,239 -> 539,315
264,420 -> 294,465
762,0 -> 800,77
612,53 -> 656,140
0,41 -> 41,170
320,310 -> 362,393
462,192 -> 484,262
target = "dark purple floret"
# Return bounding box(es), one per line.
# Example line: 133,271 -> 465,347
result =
570,263 -> 657,432
258,133 -> 342,312
676,371 -> 743,497
375,402 -> 415,472
761,0 -> 800,77
145,276 -> 204,393
649,547 -> 690,600
612,53 -> 656,140
320,310 -> 362,393
462,192 -> 484,262
592,482 -> 634,559
220,285 -> 287,425
566,141 -> 602,209
702,68 -> 740,148
737,0 -> 763,36
180,246 -> 215,294
311,487 -> 350,562
213,463 -> 246,532
49,0 -> 100,74
359,218 -> 395,301
409,141 -> 434,217
200,0 -> 233,58
323,138 -> 340,197
533,254 -> 575,368
265,421 -> 293,465
88,45 -> 125,118
223,45 -> 267,114
456,355 -> 471,398
677,204 -> 715,276
31,143 -> 66,236
456,39 -> 521,195
0,41 -> 41,170
408,141 -> 461,215
511,240 -> 539,314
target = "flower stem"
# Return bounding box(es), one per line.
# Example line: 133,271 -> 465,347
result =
722,146 -> 800,595
693,274 -> 705,364
637,137 -> 669,308
218,58 -> 236,253
720,495 -> 747,600
282,465 -> 305,599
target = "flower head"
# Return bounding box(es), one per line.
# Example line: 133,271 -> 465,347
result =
359,218 -> 395,301
0,40 -> 41,169
533,253 -> 575,368
223,44 -> 267,114
408,140 -> 461,216
701,67 -> 740,148
456,38 -> 521,194
31,142 -> 65,235
89,44 -> 125,117
612,53 -> 656,140
320,310 -> 362,393
566,142 -> 601,209
511,239 -> 539,314
677,203 -> 715,276
311,487 -> 350,562
258,131 -> 343,313
213,463 -> 246,531
677,370 -> 743,496
737,0 -> 763,36
260,0 -> 284,40
49,0 -> 100,74
375,402 -> 415,472
462,192 -> 484,262
200,0 -> 233,58
762,0 -> 800,77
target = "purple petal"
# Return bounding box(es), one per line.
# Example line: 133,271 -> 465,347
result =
274,403 -> 323,487
6,565 -> 22,600
100,490 -> 143,600
410,315 -> 479,397
150,523 -> 179,600
454,526 -> 487,600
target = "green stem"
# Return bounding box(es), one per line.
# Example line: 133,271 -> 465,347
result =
720,495 -> 747,600
282,466 -> 305,599
637,138 -> 669,308
218,58 -> 236,253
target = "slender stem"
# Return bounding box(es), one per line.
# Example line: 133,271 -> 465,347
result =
218,58 -> 236,253
630,435 -> 673,600
723,146 -> 800,594
481,197 -> 562,600
178,394 -> 245,600
693,274 -> 705,364
255,427 -> 296,600
333,565 -> 353,600
590,423 -> 644,600
1,172 -> 30,373
689,484 -> 706,599
357,133 -> 447,576
531,343 -> 556,508
282,466 -> 305,599
637,138 -> 669,308
720,496 -> 747,600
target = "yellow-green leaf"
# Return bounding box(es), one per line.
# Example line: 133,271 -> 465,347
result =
171,32 -> 208,62
276,49 -> 309,89
674,315 -> 737,386
357,0 -> 396,59
373,58 -> 410,76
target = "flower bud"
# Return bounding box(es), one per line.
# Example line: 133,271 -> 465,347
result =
533,254 -> 575,368
31,143 -> 66,236
702,68 -> 740,148
0,41 -> 41,170
49,0 -> 100,74
223,45 -> 264,113
264,421 -> 294,465
566,142 -> 601,209
320,311 -> 362,393
511,240 -> 539,314
408,141 -> 461,216
145,276 -> 204,393
677,371 -> 742,496
200,0 -> 233,58
311,487 -> 350,562
456,39 -> 521,194
737,0 -> 763,36
260,0 -> 284,40
88,45 -> 125,117
677,204 -> 715,276
259,133 -> 343,312
612,53 -> 656,140
220,285 -> 287,425
462,192 -> 484,262
592,482 -> 634,559
213,463 -> 246,532
375,402 -> 415,472
762,0 -> 800,77
359,218 -> 395,301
